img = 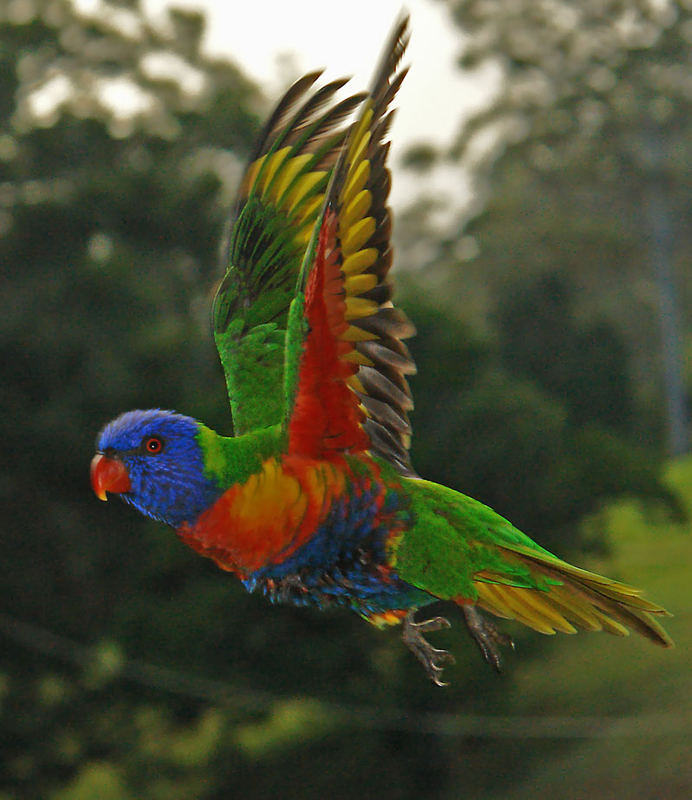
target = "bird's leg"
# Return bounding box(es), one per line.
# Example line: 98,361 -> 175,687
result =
402,610 -> 456,687
462,605 -> 514,673
274,574 -> 310,604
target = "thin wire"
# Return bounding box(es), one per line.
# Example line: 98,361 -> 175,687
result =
0,611 -> 688,739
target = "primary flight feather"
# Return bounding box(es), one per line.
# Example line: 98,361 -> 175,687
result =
91,17 -> 672,685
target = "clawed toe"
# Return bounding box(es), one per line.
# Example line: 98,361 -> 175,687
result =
412,616 -> 451,634
462,605 -> 514,672
425,648 -> 456,687
402,607 -> 513,684
402,610 -> 455,686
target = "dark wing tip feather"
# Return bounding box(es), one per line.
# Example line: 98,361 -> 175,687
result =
370,15 -> 411,96
333,15 -> 418,475
248,71 -> 323,162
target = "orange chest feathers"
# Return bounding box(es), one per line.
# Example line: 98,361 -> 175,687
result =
177,456 -> 348,577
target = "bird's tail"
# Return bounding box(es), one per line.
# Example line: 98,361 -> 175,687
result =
468,542 -> 673,647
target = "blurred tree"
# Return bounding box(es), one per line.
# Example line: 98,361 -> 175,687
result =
405,296 -> 674,554
0,2 -> 684,799
0,1 -> 263,796
412,0 -> 692,454
1,0 -> 259,635
496,273 -> 634,433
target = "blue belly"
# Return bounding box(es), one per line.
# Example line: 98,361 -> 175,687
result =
241,478 -> 432,615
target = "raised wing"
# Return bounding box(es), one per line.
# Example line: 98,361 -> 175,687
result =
213,73 -> 365,434
284,16 -> 418,477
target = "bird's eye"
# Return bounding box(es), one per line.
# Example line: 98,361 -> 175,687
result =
144,436 -> 164,454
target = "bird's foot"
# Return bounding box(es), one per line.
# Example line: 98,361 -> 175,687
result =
462,605 -> 514,673
402,610 -> 456,687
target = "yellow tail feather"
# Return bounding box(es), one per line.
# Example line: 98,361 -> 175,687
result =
472,543 -> 673,647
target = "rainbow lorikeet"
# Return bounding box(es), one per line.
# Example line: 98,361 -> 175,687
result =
91,17 -> 672,685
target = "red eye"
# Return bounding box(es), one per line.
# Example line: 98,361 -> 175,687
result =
144,436 -> 163,454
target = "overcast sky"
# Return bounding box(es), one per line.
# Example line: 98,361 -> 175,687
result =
141,0 -> 497,210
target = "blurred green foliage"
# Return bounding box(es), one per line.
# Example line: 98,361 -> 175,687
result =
404,0 -> 692,454
1,0 -> 690,799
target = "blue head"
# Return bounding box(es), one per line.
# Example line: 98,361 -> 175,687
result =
92,409 -> 223,527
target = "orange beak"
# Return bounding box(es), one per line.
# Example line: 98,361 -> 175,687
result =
90,453 -> 131,501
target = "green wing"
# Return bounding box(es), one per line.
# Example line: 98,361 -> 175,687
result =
213,73 -> 365,434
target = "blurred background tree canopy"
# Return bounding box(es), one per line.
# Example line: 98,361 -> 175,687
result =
1,0 -> 690,798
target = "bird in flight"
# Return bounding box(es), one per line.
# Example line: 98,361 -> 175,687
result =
91,16 -> 672,684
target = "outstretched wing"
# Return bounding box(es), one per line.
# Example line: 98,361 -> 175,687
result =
283,16 -> 417,477
213,73 -> 366,435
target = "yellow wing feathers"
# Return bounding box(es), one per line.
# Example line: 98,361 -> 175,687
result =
242,148 -> 329,244
316,17 -> 418,476
235,72 -> 369,252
